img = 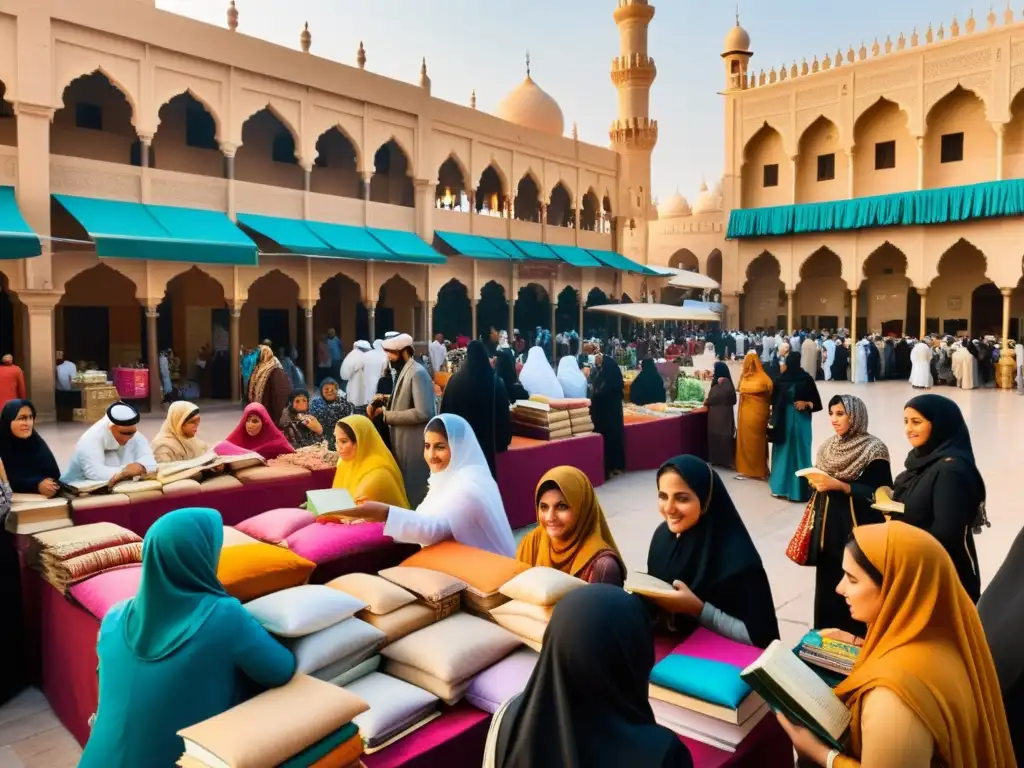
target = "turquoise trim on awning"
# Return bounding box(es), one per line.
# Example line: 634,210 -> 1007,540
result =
726,179 -> 1024,239
585,248 -> 659,276
305,220 -> 393,261
488,239 -> 527,259
368,227 -> 446,264
237,213 -> 335,257
546,244 -> 602,268
511,240 -> 558,261
54,194 -> 257,265
434,231 -> 512,261
0,186 -> 42,259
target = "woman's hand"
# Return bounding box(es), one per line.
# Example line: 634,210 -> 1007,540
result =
794,400 -> 811,411
305,417 -> 323,434
38,478 -> 60,498
808,474 -> 849,494
648,580 -> 704,617
337,501 -> 389,523
776,713 -> 833,766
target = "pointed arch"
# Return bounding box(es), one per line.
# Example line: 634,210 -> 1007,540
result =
154,88 -> 223,142
580,188 -> 600,231
924,85 -> 992,188
547,181 -> 573,228
51,71 -> 139,165
436,154 -> 469,211
514,173 -> 542,223
371,139 -> 414,207
438,152 -> 470,188
924,82 -> 991,124
55,67 -> 139,125
312,123 -> 362,172
478,162 -> 508,197
741,122 -> 789,208
239,101 -> 300,146
376,135 -> 414,175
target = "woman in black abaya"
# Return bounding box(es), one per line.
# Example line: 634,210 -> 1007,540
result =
629,358 -> 666,406
590,353 -> 626,477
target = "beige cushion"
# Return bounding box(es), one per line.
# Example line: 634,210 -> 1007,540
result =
463,591 -> 509,615
70,494 -> 131,511
499,566 -> 586,606
162,479 -> 203,496
234,465 -> 311,484
380,613 -> 519,684
378,566 -> 466,603
490,600 -> 554,623
31,522 -> 132,548
127,490 -> 165,504
200,474 -> 244,491
383,660 -> 473,705
491,613 -> 548,644
222,526 -> 260,548
328,573 -> 416,616
359,603 -> 437,644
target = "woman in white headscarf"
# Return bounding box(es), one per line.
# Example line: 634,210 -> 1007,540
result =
692,341 -> 717,373
319,413 -> 516,557
519,346 -> 564,400
556,356 -> 588,399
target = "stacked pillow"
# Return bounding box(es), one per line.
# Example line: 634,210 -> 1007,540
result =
176,675 -> 367,768
69,564 -> 143,620
465,647 -> 540,714
399,542 -> 530,616
489,567 -> 586,651
245,585 -> 386,683
344,672 -> 441,754
235,507 -> 315,546
328,573 -> 438,645
378,566 -> 466,620
29,523 -> 143,593
381,613 -> 521,705
217,543 -> 316,602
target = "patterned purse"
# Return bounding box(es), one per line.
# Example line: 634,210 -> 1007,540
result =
785,492 -> 817,566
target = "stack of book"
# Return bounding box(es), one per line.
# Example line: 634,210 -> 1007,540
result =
567,407 -> 593,435
647,629 -> 769,752
177,675 -> 368,768
5,494 -> 72,535
510,401 -> 572,441
797,630 -> 860,677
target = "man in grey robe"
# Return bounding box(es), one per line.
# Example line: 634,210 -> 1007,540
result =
800,333 -> 819,379
371,332 -> 435,506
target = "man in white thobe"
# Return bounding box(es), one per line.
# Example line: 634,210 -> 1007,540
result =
428,333 -> 448,375
822,336 -> 836,381
340,340 -> 373,407
61,401 -> 157,486
761,334 -> 775,364
909,338 -> 934,389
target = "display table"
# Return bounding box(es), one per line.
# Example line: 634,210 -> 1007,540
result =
624,409 -> 708,472
496,433 -> 604,529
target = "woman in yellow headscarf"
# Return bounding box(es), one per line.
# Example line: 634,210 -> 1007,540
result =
777,521 -> 1015,768
735,351 -> 773,479
329,415 -> 409,509
516,466 -> 624,586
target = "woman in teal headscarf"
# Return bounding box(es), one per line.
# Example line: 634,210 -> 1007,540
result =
79,508 -> 294,768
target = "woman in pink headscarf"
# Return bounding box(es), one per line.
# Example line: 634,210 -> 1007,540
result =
215,403 -> 294,460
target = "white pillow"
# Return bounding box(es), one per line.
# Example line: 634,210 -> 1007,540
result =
490,600 -> 554,623
289,618 -> 386,677
345,672 -> 439,746
380,613 -> 520,684
245,585 -> 367,637
498,566 -> 586,606
491,613 -> 547,644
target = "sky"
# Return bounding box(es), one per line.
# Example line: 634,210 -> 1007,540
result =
158,0 -> 981,204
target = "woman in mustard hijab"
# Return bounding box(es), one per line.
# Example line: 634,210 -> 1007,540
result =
777,521 -> 1015,768
329,415 -> 409,508
517,466 -> 624,585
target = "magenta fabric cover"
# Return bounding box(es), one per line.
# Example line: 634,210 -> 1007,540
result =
668,627 -> 762,669
624,415 -> 685,472
497,434 -> 604,529
68,564 -> 143,620
285,521 -> 395,565
362,702 -> 491,768
235,507 -> 315,544
678,409 -> 709,460
465,647 -> 538,714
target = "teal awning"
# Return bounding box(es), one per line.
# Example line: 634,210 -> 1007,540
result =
511,239 -> 558,261
489,239 -> 527,259
54,194 -> 258,265
305,220 -> 392,261
0,186 -> 42,259
368,227 -> 445,264
434,231 -> 512,261
727,178 -> 1024,239
237,213 -> 335,257
585,248 -> 659,276
546,243 -> 602,268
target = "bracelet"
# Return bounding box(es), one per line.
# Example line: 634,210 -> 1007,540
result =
826,749 -> 840,768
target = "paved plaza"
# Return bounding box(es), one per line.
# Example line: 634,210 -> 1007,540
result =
1,379 -> 1021,766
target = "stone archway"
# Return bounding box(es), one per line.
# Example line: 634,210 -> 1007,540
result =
57,263 -> 140,372
476,164 -> 507,216
924,86 -> 992,189
241,269 -> 301,355
378,274 -> 419,337
152,92 -> 222,178
668,249 -> 699,272
436,156 -> 468,211
796,247 -> 846,330
707,250 -> 723,285
433,279 -> 472,340
316,274 -> 364,348
51,71 -> 137,165
370,139 -> 414,207
515,283 -> 550,339
236,107 -> 304,190
555,286 -> 579,335
860,242 -> 911,336
0,80 -> 15,148
478,280 -> 509,335
930,239 -> 990,336
162,266 -> 229,398
514,174 -> 541,223
311,127 -> 363,199
742,252 -> 784,330
0,271 -> 20,360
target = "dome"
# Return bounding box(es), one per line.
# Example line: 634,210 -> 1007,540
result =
496,75 -> 565,137
723,22 -> 750,53
658,192 -> 691,219
692,179 -> 723,214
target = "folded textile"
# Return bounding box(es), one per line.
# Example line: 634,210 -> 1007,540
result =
41,543 -> 144,592
510,422 -> 573,441
29,522 -> 138,558
278,723 -> 360,768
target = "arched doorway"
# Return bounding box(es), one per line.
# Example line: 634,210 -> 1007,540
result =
242,270 -> 300,359
478,281 -> 509,335
742,252 -> 784,331
433,279 -> 472,340
555,286 -> 579,335
795,247 -> 846,330
584,287 -> 612,338
547,183 -> 573,228
668,249 -> 699,272
0,80 -> 16,148
971,284 -> 1002,338
515,283 -> 550,341
0,272 -> 16,359
316,274 -> 365,347
152,92 -> 221,178
476,164 -> 507,216
580,189 -> 599,231
378,275 -> 418,337
311,127 -> 362,199
162,267 -> 229,398
514,174 -> 541,222
860,242 -> 911,336
236,107 -> 303,190
707,250 -> 723,285
370,139 -> 414,207
931,239 -> 989,336
51,71 -> 137,164
57,264 -> 139,372
435,156 -> 468,211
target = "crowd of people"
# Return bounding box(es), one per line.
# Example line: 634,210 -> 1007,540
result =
0,318 -> 1022,767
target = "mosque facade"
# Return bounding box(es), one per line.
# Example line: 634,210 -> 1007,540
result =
0,0 -> 661,418
651,8 -> 1024,341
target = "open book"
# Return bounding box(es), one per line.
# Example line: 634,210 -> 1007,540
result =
624,571 -> 678,598
794,467 -> 834,483
871,486 -> 904,516
740,640 -> 851,750
157,451 -> 265,484
305,488 -> 358,519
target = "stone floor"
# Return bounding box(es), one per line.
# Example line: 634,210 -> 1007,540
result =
2,379 -> 1021,765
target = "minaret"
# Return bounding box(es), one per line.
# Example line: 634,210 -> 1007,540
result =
610,0 -> 657,264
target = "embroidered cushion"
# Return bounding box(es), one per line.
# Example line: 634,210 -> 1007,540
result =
68,564 -> 143,620
464,648 -> 539,714
286,521 -> 394,565
245,585 -> 367,637
327,573 -> 415,615
377,566 -> 466,603
217,543 -> 315,602
289,618 -> 386,677
358,602 -> 437,644
498,566 -> 586,606
400,541 -> 529,597
236,507 -> 315,546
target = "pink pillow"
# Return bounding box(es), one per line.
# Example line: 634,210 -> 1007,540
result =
235,508 -> 315,545
465,648 -> 539,713
69,565 -> 143,620
285,522 -> 394,565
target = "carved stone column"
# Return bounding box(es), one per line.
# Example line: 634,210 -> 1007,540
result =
367,300 -> 377,342
994,122 -> 1006,181
786,290 -> 795,333
850,290 -> 859,382
916,136 -> 925,190
471,299 -> 479,340
221,143 -> 238,219
229,301 -> 243,402
997,288 -> 1015,389
145,304 -> 161,412
14,289 -> 63,421
917,288 -> 927,339
302,299 -> 315,386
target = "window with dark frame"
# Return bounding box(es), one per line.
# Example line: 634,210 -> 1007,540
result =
271,132 -> 297,164
817,153 -> 836,182
75,102 -> 103,131
941,132 -> 964,163
874,140 -> 896,170
763,163 -> 779,188
185,106 -> 218,150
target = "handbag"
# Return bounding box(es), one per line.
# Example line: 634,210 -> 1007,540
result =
785,491 -> 818,566
766,384 -> 792,444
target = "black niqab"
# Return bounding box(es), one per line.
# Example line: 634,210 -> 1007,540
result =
0,400 -> 61,494
495,349 -> 529,403
440,340 -> 510,478
495,585 -> 691,768
629,358 -> 666,406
